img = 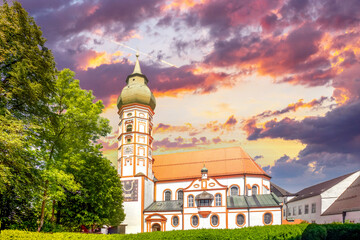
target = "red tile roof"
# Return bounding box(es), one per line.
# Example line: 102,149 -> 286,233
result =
153,147 -> 269,181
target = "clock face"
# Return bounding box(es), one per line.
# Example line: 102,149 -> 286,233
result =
122,179 -> 138,202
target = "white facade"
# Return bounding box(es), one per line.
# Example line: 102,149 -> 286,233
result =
286,171 -> 360,224
117,58 -> 282,234
141,173 -> 282,232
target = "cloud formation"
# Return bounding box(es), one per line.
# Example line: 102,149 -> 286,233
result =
18,0 -> 360,191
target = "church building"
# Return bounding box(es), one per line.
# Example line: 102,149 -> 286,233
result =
116,55 -> 283,234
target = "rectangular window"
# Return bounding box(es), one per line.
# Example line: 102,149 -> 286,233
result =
305,204 -> 309,214
198,199 -> 211,207
312,203 -> 316,213
298,206 -> 302,215
188,196 -> 194,207
293,207 -> 296,216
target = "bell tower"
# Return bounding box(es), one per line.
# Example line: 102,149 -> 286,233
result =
117,54 -> 156,233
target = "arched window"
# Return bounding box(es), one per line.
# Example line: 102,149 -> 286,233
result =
172,216 -> 179,227
191,215 -> 199,227
164,190 -> 171,201
236,214 -> 245,226
177,190 -> 183,201
252,185 -> 258,195
125,135 -> 132,143
215,194 -> 221,206
188,195 -> 194,207
126,124 -> 132,132
230,186 -> 239,196
211,215 -> 219,227
263,212 -> 272,225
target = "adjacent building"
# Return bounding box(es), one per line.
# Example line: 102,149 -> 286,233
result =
285,170 -> 360,224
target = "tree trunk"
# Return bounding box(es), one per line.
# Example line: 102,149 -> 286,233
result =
37,180 -> 49,232
50,200 -> 56,222
56,201 -> 61,224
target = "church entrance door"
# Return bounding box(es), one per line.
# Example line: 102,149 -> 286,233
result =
152,223 -> 161,232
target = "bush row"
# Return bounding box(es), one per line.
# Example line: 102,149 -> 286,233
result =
301,223 -> 360,240
1,223 -> 360,240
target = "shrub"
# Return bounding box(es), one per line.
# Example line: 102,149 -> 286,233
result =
301,224 -> 327,240
324,223 -> 360,240
1,223 -> 359,240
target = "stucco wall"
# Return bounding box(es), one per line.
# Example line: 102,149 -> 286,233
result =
155,181 -> 193,201
122,176 -> 143,234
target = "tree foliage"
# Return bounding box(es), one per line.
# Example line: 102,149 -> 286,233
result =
0,0 -> 56,118
0,1 -> 55,230
57,148 -> 124,230
0,1 -> 124,231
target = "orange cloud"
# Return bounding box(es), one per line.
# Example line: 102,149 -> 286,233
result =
154,115 -> 238,137
154,123 -> 197,134
103,94 -> 119,113
164,0 -> 201,11
255,97 -> 329,120
242,97 -> 330,137
77,50 -> 123,70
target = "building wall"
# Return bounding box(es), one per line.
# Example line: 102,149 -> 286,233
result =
121,176 -> 143,234
227,207 -> 282,228
216,176 -> 270,196
155,180 -> 193,201
287,195 -> 321,223
217,177 -> 245,195
144,211 -> 182,232
249,208 -> 282,226
346,211 -> 360,223
183,212 -> 227,230
144,177 -> 154,209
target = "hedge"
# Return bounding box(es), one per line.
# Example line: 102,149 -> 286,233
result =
1,224 -> 360,240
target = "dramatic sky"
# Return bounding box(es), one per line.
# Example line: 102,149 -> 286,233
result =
17,0 -> 360,192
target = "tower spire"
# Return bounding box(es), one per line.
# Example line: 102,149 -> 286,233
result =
132,52 -> 142,74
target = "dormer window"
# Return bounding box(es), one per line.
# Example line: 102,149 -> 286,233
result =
195,191 -> 214,207
198,199 -> 211,207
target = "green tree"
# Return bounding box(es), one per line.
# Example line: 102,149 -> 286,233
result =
36,69 -> 114,231
57,148 -> 125,230
0,1 -> 56,230
0,2 -> 123,231
0,1 -> 56,119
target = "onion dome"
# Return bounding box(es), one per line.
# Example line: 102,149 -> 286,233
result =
117,53 -> 156,110
201,164 -> 208,173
